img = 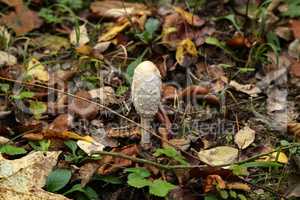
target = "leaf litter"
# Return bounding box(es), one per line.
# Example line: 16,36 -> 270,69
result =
0,0 -> 299,199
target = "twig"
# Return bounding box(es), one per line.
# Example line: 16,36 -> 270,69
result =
0,76 -> 200,161
95,150 -> 206,170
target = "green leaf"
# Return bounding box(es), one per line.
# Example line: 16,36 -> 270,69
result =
64,184 -> 85,195
137,18 -> 160,43
267,32 -> 281,54
238,194 -> 247,200
0,83 -> 9,93
29,101 -> 47,119
216,14 -> 241,31
59,0 -> 83,10
127,177 -> 152,188
93,175 -> 122,184
240,161 -> 282,168
229,190 -> 237,198
116,85 -> 128,96
126,49 -> 147,83
0,144 -> 26,155
46,169 -> 72,192
230,164 -> 249,176
64,184 -> 98,200
12,91 -> 34,100
29,140 -> 51,151
149,179 -> 176,197
204,195 -> 219,200
64,140 -> 78,154
39,8 -> 62,24
153,147 -> 188,165
219,190 -> 229,199
125,167 -> 151,178
282,0 -> 300,18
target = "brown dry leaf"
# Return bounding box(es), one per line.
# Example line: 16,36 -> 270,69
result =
234,126 -> 255,149
48,114 -> 73,133
98,19 -> 130,42
162,84 -> 178,100
79,162 -> 99,187
275,26 -> 292,41
0,151 -> 69,200
198,146 -> 239,166
69,90 -> 98,119
90,0 -> 150,18
204,175 -> 250,193
290,62 -> 300,77
288,122 -> 300,139
229,80 -> 261,97
179,85 -> 209,98
0,0 -> 42,36
98,144 -> 139,175
173,6 -> 205,27
290,20 -> 300,39
107,127 -> 140,138
286,182 -> 300,198
89,86 -> 117,104
175,38 -> 198,67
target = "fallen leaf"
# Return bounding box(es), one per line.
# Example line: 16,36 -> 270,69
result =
229,80 -> 261,97
48,114 -> 73,133
92,41 -> 111,54
78,162 -> 99,187
204,175 -> 251,193
0,151 -> 69,200
75,45 -> 92,55
286,182 -> 300,198
175,38 -> 198,67
173,6 -> 205,27
98,144 -> 139,175
90,0 -> 150,18
290,20 -> 300,39
98,19 -> 130,42
0,0 -> 42,35
204,175 -> 226,192
89,86 -> 117,105
275,26 -> 292,41
69,90 -> 98,119
77,140 -> 105,156
0,51 -> 16,66
162,84 -> 178,100
27,58 -> 49,82
70,25 -> 90,47
0,136 -> 9,144
198,146 -> 239,166
234,126 -> 255,149
290,61 -> 300,77
107,127 -> 140,139
33,35 -> 70,52
258,151 -> 289,164
288,39 -> 300,59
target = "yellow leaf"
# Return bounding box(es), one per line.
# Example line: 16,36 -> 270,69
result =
173,6 -> 205,27
98,19 -> 130,42
258,151 -> 289,164
62,131 -> 94,143
27,58 -> 49,82
175,39 -> 197,66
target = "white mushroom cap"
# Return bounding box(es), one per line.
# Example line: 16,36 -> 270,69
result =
131,61 -> 162,118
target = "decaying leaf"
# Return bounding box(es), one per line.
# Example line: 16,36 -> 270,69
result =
107,127 -> 140,139
0,151 -> 69,200
78,162 -> 99,187
90,0 -> 150,18
288,39 -> 300,59
0,0 -> 42,35
89,86 -> 117,105
204,175 -> 251,193
198,146 -> 239,166
229,80 -> 261,97
290,61 -> 300,77
33,35 -> 70,52
69,90 -> 98,119
98,19 -> 130,42
291,20 -> 300,39
98,144 -> 139,175
288,122 -> 300,139
173,7 -> 205,27
175,39 -> 198,67
234,126 -> 255,149
0,51 -> 16,66
27,58 -> 49,82
70,25 -> 90,47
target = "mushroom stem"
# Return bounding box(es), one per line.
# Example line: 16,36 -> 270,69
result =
140,117 -> 151,145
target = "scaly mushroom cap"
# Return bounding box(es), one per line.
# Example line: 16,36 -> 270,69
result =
131,61 -> 162,118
